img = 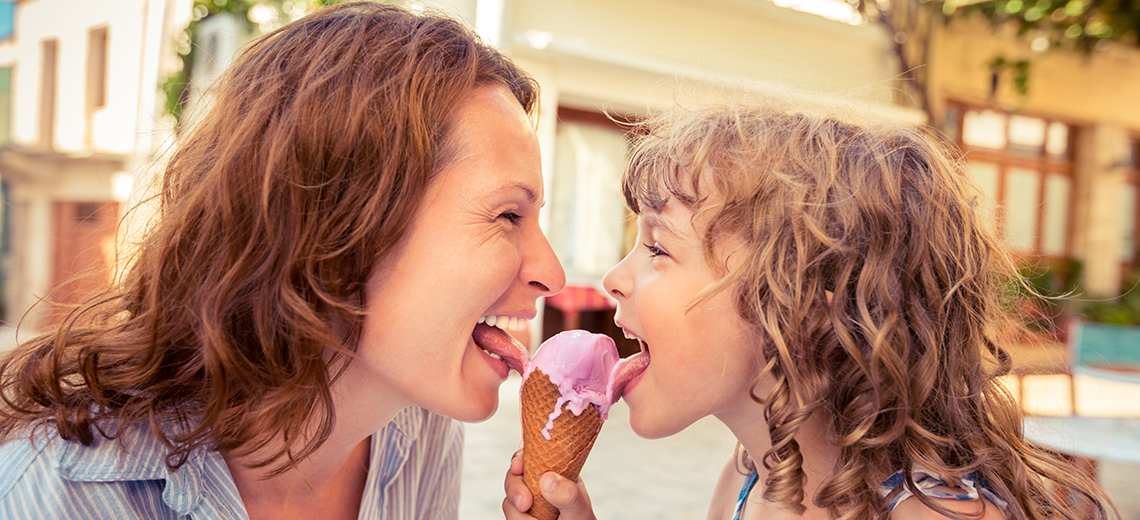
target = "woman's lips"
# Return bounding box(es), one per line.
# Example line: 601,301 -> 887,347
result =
472,323 -> 529,375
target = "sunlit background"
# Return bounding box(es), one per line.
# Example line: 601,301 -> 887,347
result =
1,0 -> 1139,518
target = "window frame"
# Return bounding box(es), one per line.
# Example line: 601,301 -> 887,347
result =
945,100 -> 1078,260
1123,137 -> 1140,275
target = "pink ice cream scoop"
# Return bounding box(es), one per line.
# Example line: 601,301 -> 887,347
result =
522,330 -> 650,439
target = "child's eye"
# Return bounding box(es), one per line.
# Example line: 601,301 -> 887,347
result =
644,242 -> 668,258
499,211 -> 523,225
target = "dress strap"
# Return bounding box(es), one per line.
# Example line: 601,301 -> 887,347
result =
732,471 -> 759,520
878,467 -> 1011,517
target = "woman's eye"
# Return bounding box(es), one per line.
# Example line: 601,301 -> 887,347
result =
644,242 -> 668,258
499,211 -> 523,224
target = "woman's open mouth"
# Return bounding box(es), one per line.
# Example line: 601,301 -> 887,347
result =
472,318 -> 529,375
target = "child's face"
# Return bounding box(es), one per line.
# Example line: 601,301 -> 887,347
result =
602,198 -> 762,439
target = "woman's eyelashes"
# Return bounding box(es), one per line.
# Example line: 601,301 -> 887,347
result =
499,211 -> 523,225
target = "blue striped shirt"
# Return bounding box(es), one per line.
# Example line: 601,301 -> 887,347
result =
0,407 -> 462,519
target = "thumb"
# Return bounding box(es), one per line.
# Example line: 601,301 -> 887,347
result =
540,473 -> 596,520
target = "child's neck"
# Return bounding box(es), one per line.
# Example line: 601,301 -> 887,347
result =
716,402 -> 842,514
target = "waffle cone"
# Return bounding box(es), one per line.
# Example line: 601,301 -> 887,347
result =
520,368 -> 604,520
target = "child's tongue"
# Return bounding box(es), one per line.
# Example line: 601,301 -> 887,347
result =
524,330 -> 651,439
608,350 -> 650,403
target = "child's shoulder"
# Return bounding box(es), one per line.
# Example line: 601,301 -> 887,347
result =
889,485 -> 1009,520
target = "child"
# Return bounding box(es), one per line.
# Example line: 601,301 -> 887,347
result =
505,99 -> 1115,519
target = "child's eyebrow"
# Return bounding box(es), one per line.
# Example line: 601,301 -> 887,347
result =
640,213 -> 681,238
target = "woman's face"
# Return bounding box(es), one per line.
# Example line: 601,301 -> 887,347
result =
352,85 -> 565,423
602,198 -> 761,438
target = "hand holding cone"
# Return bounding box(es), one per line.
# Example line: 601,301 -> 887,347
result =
520,368 -> 605,520
516,330 -> 650,520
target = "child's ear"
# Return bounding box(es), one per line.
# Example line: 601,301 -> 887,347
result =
825,291 -> 834,304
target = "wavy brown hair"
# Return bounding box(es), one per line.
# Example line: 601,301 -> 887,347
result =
622,100 -> 1114,519
0,2 -> 537,473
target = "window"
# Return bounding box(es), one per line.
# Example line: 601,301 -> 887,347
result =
947,102 -> 1075,257
548,108 -> 631,280
86,27 -> 109,144
1122,138 -> 1140,269
39,39 -> 58,150
86,27 -> 108,110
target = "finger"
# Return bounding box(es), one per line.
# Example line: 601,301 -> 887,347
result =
509,449 -> 525,475
540,473 -> 596,520
502,497 -> 538,520
504,472 -> 533,513
504,451 -> 533,513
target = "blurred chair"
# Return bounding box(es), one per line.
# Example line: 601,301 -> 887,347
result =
1069,321 -> 1140,415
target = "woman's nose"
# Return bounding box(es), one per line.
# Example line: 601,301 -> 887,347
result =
523,229 -> 566,296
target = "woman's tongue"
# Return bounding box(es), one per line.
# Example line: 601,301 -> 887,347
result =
472,323 -> 528,374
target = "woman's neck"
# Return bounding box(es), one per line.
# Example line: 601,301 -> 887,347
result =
224,434 -> 371,520
223,361 -> 409,519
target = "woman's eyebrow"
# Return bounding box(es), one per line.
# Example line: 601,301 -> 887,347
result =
489,182 -> 543,207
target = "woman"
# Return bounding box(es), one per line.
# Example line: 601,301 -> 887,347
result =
0,3 -> 564,519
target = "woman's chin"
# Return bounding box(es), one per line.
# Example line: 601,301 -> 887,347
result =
447,395 -> 499,423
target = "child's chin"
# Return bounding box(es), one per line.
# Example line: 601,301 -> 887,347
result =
628,412 -> 689,439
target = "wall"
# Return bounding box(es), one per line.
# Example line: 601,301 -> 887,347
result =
933,18 -> 1140,296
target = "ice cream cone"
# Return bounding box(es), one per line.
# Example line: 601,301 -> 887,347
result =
520,368 -> 604,520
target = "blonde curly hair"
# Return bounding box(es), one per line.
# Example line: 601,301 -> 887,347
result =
621,99 -> 1114,520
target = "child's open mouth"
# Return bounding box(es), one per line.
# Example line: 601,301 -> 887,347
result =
609,330 -> 650,401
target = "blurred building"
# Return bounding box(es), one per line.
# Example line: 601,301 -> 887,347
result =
931,18 -> 1140,299
0,0 -> 1137,340
0,0 -> 190,331
459,0 -> 923,350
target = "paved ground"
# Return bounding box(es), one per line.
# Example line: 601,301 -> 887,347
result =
462,372 -> 1140,520
3,330 -> 1137,518
460,374 -> 737,520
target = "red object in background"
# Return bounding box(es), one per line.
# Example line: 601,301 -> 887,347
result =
545,285 -> 614,330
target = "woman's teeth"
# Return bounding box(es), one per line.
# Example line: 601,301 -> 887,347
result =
478,315 -> 527,332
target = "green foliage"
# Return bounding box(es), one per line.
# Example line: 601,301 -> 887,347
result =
988,55 -> 1032,96
1010,259 -> 1140,328
922,0 -> 1140,52
1081,266 -> 1140,325
1011,258 -> 1081,336
161,0 -> 350,124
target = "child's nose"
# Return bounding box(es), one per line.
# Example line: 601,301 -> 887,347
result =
602,258 -> 629,300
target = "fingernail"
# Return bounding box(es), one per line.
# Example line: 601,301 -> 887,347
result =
513,495 -> 526,511
541,474 -> 557,494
